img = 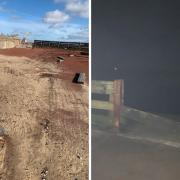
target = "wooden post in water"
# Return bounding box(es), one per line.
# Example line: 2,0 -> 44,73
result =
113,80 -> 124,128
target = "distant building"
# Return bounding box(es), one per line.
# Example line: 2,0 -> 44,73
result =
0,35 -> 21,49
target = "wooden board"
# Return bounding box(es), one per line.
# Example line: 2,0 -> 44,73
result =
92,80 -> 113,94
92,100 -> 113,111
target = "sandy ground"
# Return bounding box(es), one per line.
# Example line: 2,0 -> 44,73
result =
0,48 -> 89,82
0,49 -> 88,180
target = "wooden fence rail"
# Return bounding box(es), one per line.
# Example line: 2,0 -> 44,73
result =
92,80 -> 124,128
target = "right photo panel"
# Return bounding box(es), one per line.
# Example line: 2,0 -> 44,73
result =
92,0 -> 180,180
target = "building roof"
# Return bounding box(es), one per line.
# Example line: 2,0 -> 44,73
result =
0,35 -> 20,40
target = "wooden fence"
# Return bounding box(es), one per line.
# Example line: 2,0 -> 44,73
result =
92,80 -> 124,128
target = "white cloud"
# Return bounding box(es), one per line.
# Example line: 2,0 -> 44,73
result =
54,0 -> 89,18
0,19 -> 88,42
62,26 -> 88,42
43,10 -> 70,26
66,0 -> 88,18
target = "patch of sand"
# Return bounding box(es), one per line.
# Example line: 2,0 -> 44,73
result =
0,54 -> 88,180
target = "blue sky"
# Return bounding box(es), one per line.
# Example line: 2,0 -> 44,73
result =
0,0 -> 89,42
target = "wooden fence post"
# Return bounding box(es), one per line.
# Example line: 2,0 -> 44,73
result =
113,80 -> 124,128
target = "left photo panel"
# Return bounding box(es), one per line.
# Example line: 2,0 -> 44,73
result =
0,0 -> 89,179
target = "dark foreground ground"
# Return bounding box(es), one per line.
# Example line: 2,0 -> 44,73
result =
92,128 -> 180,180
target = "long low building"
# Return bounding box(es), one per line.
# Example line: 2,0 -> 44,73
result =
0,35 -> 21,49
33,40 -> 89,50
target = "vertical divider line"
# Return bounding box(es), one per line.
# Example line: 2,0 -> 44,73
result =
89,0 -> 92,179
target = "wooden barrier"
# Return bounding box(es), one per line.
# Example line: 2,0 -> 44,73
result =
92,80 -> 124,128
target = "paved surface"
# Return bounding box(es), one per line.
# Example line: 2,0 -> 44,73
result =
92,128 -> 180,180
